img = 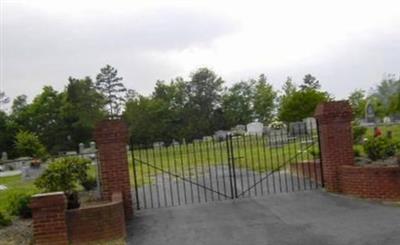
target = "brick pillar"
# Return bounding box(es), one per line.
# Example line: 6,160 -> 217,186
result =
314,101 -> 354,192
30,192 -> 68,245
94,119 -> 133,220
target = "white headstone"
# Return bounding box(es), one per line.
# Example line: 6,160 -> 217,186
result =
1,152 -> 7,161
246,122 -> 264,136
79,143 -> 85,154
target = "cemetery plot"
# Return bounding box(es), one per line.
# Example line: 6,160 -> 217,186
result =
130,122 -> 323,209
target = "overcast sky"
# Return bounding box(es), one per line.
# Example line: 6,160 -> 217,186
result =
1,0 -> 400,106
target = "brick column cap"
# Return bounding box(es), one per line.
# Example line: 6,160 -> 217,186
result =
30,192 -> 66,209
94,119 -> 129,145
314,100 -> 353,124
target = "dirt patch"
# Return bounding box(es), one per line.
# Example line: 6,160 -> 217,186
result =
0,219 -> 32,245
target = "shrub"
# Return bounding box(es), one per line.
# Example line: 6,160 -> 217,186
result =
81,175 -> 97,191
353,125 -> 367,144
14,131 -> 47,159
0,211 -> 11,227
363,136 -> 399,161
34,157 -> 92,209
6,192 -> 35,218
353,147 -> 361,157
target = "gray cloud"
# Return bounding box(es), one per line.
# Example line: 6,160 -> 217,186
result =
2,4 -> 236,102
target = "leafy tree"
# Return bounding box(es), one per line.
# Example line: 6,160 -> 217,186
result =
95,65 -> 127,117
14,130 -> 47,159
253,74 -> 277,123
15,86 -> 67,154
124,95 -> 170,144
0,111 -> 18,157
11,95 -> 28,115
62,77 -> 105,146
184,68 -> 224,139
348,89 -> 367,118
222,80 -> 255,128
278,74 -> 330,122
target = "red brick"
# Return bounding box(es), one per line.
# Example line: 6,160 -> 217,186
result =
315,101 -> 354,192
94,119 -> 133,220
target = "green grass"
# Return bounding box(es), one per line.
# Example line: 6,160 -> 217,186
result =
0,175 -> 37,213
128,135 -> 319,187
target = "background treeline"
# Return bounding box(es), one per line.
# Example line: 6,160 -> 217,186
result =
0,66 -> 399,158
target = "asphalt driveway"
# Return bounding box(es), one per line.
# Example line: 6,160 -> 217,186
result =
127,191 -> 400,245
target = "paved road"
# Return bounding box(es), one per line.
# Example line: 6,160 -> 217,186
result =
127,191 -> 400,245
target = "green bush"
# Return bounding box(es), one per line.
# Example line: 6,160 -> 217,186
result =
0,211 -> 11,227
34,157 -> 92,209
353,147 -> 361,157
353,125 -> 367,144
7,192 -> 35,218
81,175 -> 97,191
363,136 -> 399,161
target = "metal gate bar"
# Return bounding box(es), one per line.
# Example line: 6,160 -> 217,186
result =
131,120 -> 324,209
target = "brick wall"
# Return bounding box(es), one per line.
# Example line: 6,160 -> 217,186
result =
30,192 -> 68,245
339,165 -> 400,200
94,119 -> 133,220
66,192 -> 126,244
314,101 -> 354,192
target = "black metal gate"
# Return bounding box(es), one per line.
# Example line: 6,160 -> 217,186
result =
130,122 -> 323,209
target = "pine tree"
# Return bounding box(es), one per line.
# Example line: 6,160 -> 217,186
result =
95,65 -> 127,117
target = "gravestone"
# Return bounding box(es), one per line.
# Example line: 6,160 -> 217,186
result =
231,125 -> 246,135
267,128 -> 288,148
365,103 -> 376,123
202,136 -> 213,142
1,152 -> 7,161
303,117 -> 317,133
214,130 -> 229,141
90,141 -> 96,150
289,122 -> 308,137
79,143 -> 85,154
383,116 -> 391,124
247,122 -> 264,136
153,141 -> 165,148
21,165 -> 44,181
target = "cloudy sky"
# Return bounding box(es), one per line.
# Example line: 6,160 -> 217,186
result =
1,0 -> 400,106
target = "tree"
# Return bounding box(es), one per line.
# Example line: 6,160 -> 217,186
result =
16,86 -> 67,154
348,89 -> 367,118
0,111 -> 18,157
222,80 -> 255,128
253,74 -> 277,123
95,65 -> 127,117
14,131 -> 47,159
11,95 -> 28,115
278,74 -> 330,122
299,74 -> 321,90
124,95 -> 172,144
184,68 -> 224,139
62,77 -> 106,146
372,74 -> 400,109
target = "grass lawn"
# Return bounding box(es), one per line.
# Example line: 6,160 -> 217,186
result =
0,175 -> 37,213
128,135 -> 319,187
